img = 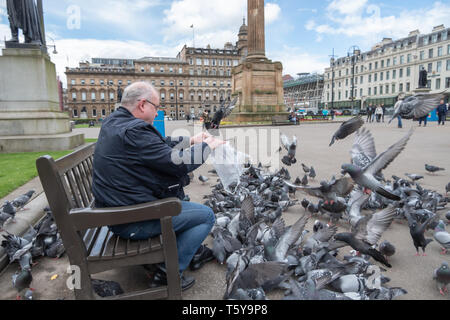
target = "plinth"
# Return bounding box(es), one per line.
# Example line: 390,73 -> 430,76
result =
0,48 -> 84,153
228,58 -> 288,123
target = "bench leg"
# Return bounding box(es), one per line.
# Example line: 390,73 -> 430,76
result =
161,217 -> 182,300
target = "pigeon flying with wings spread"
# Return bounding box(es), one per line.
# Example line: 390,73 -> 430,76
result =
330,116 -> 365,147
389,92 -> 445,123
280,134 -> 298,166
341,129 -> 414,201
210,97 -> 238,130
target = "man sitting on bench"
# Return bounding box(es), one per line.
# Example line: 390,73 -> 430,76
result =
92,81 -> 225,291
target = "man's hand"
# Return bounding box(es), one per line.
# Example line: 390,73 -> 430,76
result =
205,136 -> 226,150
190,132 -> 212,145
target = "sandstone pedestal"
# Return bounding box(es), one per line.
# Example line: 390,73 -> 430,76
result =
229,58 -> 287,123
0,48 -> 83,153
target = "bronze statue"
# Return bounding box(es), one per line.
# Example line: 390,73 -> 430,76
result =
418,67 -> 428,88
117,86 -> 123,102
7,0 -> 43,45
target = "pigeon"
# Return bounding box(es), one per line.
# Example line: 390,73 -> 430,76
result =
331,206 -> 397,268
0,201 -> 17,230
212,227 -> 242,264
405,173 -> 424,182
345,188 -> 370,227
210,97 -> 238,130
92,279 -> 124,297
351,128 -> 377,169
12,268 -> 33,300
389,92 -> 445,123
379,241 -> 396,258
199,175 -> 210,184
12,190 -> 35,211
368,287 -> 408,300
330,116 -> 364,147
284,176 -> 354,203
303,224 -> 338,255
280,134 -> 298,166
404,208 -> 434,256
1,233 -> 34,265
433,221 -> 450,255
309,167 -> 317,180
302,164 -> 311,174
341,129 -> 414,201
433,262 -> 450,296
301,175 -> 309,186
425,164 -> 445,174
446,183 -> 450,195
446,212 -> 450,223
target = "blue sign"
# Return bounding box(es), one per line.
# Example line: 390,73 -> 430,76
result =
153,111 -> 166,137
427,110 -> 438,122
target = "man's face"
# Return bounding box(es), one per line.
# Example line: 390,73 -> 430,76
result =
136,90 -> 160,125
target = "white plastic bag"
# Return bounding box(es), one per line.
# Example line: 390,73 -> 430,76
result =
211,143 -> 247,193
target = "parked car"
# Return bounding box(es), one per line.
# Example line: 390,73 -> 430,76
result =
334,110 -> 343,116
342,110 -> 352,116
359,109 -> 368,116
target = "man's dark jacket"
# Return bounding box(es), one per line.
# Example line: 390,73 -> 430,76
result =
437,104 -> 448,115
92,107 -> 211,210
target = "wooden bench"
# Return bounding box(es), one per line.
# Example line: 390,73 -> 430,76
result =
36,143 -> 182,300
272,115 -> 299,126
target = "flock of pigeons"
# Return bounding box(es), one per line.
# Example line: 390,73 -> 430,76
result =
203,106 -> 450,300
0,191 -> 66,300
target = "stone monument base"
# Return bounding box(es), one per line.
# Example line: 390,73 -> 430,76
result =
0,132 -> 85,153
229,57 -> 288,124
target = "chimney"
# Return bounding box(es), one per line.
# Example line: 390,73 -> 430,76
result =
432,25 -> 445,32
409,29 -> 420,36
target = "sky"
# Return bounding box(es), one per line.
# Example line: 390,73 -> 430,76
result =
1,0 -> 449,87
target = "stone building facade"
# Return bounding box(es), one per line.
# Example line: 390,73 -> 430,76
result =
65,21 -> 248,120
323,25 -> 450,110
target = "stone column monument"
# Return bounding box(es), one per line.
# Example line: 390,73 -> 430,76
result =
228,0 -> 287,124
0,0 -> 84,153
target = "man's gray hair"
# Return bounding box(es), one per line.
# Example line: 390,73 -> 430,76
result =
121,81 -> 157,111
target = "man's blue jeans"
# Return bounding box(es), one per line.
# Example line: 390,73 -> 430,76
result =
110,201 -> 215,273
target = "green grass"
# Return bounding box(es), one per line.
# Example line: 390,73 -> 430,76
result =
0,150 -> 73,199
85,139 -> 98,143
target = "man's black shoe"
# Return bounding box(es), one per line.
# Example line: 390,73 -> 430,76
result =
150,269 -> 195,292
189,245 -> 215,271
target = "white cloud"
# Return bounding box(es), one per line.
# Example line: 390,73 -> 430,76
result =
307,1 -> 450,45
265,3 -> 281,25
269,45 -> 329,77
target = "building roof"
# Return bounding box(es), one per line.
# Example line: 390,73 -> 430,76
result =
284,73 -> 324,88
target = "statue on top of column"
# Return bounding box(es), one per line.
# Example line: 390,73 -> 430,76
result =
7,0 -> 44,45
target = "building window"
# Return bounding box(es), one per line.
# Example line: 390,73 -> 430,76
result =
432,34 -> 438,43
179,68 -> 183,74
368,63 -> 372,71
346,79 -> 349,86
375,62 -> 378,70
423,37 -> 429,46
399,68 -> 403,78
189,69 -> 194,75
90,79 -> 95,85
386,59 -> 390,67
368,75 -> 372,83
128,80 -> 132,85
436,78 -> 441,90
360,88 -> 363,97
380,85 -> 383,95
380,60 -> 384,68
161,80 -> 165,86
374,87 -> 377,95
392,84 -> 396,93
368,88 -> 371,96
374,73 -> 377,82
212,59 -> 216,66
227,81 -> 231,87
447,59 -> 450,71
109,80 -> 114,85
360,75 -> 363,84
427,63 -> 432,73
445,77 -> 450,88
71,79 -> 76,85
92,109 -> 97,118
380,72 -> 383,81
393,70 -> 397,79
393,57 -> 397,65
399,83 -> 403,92
420,51 -> 425,60
233,60 -> 239,66
100,80 -> 104,85
101,92 -> 105,100
442,31 -> 448,41
91,92 -> 96,101
438,47 -> 443,57
110,92 -> 114,101
205,69 -> 209,76
73,109 -> 78,117
196,58 -> 202,65
150,67 -> 155,73
407,54 -> 412,63
141,67 -> 145,72
197,68 -> 202,76
161,93 -> 165,100
385,84 -> 389,94
102,109 -> 106,117
386,71 -> 390,80
169,67 -> 174,73
82,92 -> 86,101
436,61 -> 442,73
198,81 -> 202,86
204,59 -> 209,66
160,67 -> 164,73
81,79 -> 85,85
72,92 -> 77,101
406,82 -> 410,92
429,49 -> 433,59
189,58 -> 193,65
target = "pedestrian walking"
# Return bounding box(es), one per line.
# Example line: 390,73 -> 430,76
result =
418,115 -> 428,127
375,105 -> 383,123
367,104 -> 373,123
381,103 -> 386,123
394,94 -> 404,128
437,99 -> 448,126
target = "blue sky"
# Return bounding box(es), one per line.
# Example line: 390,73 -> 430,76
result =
1,0 -> 449,86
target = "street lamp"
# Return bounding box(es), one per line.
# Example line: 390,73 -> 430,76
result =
175,83 -> 179,121
46,36 -> 58,54
347,45 -> 361,113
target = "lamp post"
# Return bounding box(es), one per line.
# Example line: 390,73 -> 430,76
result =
175,83 -> 179,121
347,45 -> 361,113
329,49 -> 337,111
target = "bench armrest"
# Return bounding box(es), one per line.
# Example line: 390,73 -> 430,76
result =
69,198 -> 182,230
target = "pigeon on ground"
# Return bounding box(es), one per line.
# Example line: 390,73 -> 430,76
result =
280,134 -> 298,166
446,183 -> 450,195
389,92 -> 445,123
212,227 -> 242,264
379,241 -> 396,259
301,175 -> 309,186
404,208 -> 435,256
341,129 -> 414,201
1,233 -> 34,265
302,164 -> 311,174
92,279 -> 124,297
425,164 -> 445,174
433,262 -> 450,296
210,97 -> 238,131
309,167 -> 317,180
0,201 -> 17,230
446,212 -> 450,222
199,175 -> 210,184
433,221 -> 450,255
12,268 -> 33,300
330,116 -> 364,147
368,287 -> 408,300
12,190 -> 35,211
405,173 -> 424,182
